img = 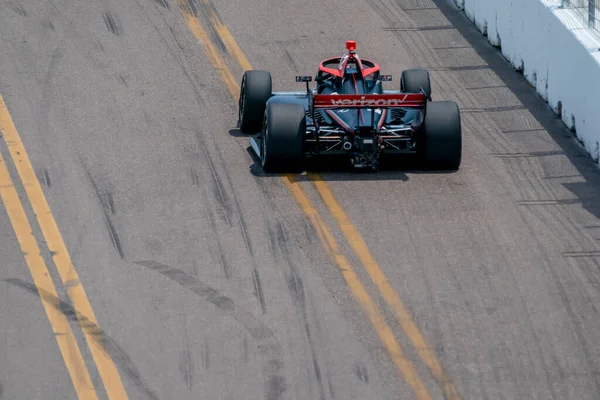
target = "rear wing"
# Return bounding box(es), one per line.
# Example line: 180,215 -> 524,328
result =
312,93 -> 427,109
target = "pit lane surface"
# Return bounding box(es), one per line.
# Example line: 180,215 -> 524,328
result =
1,0 -> 600,399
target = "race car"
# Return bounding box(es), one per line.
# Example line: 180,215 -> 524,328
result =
237,40 -> 462,172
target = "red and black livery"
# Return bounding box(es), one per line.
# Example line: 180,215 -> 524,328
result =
237,40 -> 462,172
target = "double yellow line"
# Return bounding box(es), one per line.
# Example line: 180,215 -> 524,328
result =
176,2 -> 462,399
0,98 -> 128,397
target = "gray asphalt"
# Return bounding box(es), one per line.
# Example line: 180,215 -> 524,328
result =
1,0 -> 600,399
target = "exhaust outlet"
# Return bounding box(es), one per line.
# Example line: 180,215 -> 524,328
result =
342,141 -> 352,150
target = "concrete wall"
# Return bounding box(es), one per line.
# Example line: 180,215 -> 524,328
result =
449,0 -> 600,165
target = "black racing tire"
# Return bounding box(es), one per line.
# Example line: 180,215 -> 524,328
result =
238,70 -> 272,133
422,101 -> 462,170
401,68 -> 432,99
261,102 -> 305,172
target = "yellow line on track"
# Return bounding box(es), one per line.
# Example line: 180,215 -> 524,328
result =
283,175 -> 432,400
176,4 -> 435,399
177,0 -> 239,98
308,173 -> 463,399
0,150 -> 98,399
198,0 -> 253,71
0,94 -> 129,399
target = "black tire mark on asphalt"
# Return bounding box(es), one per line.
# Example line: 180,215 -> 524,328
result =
288,268 -> 327,400
153,0 -> 170,9
131,0 -> 209,109
4,278 -> 160,400
37,168 -> 52,188
180,0 -> 198,17
95,38 -> 105,52
81,163 -> 124,258
13,3 -> 27,17
187,160 -> 231,279
383,25 -> 453,31
252,269 -> 266,314
354,364 -> 369,384
193,0 -> 227,53
133,260 -> 287,400
127,0 -> 224,273
254,178 -> 333,400
198,143 -> 232,227
491,150 -> 565,158
190,167 -> 200,186
563,251 -> 600,258
196,140 -> 267,309
43,168 -> 52,188
283,49 -> 299,74
179,306 -> 195,390
137,0 -> 267,308
102,11 -> 120,36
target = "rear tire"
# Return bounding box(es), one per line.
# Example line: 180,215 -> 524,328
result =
422,101 -> 462,170
239,70 -> 272,133
261,102 -> 305,172
401,68 -> 432,99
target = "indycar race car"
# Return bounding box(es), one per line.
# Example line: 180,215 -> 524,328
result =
237,40 -> 462,172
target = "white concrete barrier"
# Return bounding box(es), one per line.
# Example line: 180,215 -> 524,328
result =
449,0 -> 600,165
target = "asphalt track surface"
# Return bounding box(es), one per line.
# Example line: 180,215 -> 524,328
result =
1,0 -> 600,399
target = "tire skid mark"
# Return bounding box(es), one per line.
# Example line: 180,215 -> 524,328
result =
193,0 -> 227,53
133,261 -> 287,400
153,0 -> 170,9
181,0 -> 199,17
95,38 -> 105,52
37,168 -> 52,188
354,364 -> 369,384
81,164 -> 124,258
188,149 -> 231,279
198,143 -> 232,227
13,2 -> 27,17
563,251 -> 600,258
252,269 -> 266,314
198,145 -> 254,254
283,49 -> 299,74
5,278 -> 160,400
179,306 -> 195,390
197,186 -> 232,279
102,11 -> 120,36
288,266 -> 327,400
196,139 -> 267,309
130,0 -> 209,110
255,178 -> 333,400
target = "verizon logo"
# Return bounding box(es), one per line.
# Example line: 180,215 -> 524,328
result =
328,95 -> 409,107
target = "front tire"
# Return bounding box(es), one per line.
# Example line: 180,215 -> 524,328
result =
422,101 -> 462,170
401,68 -> 432,100
261,102 -> 305,172
239,70 -> 272,133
